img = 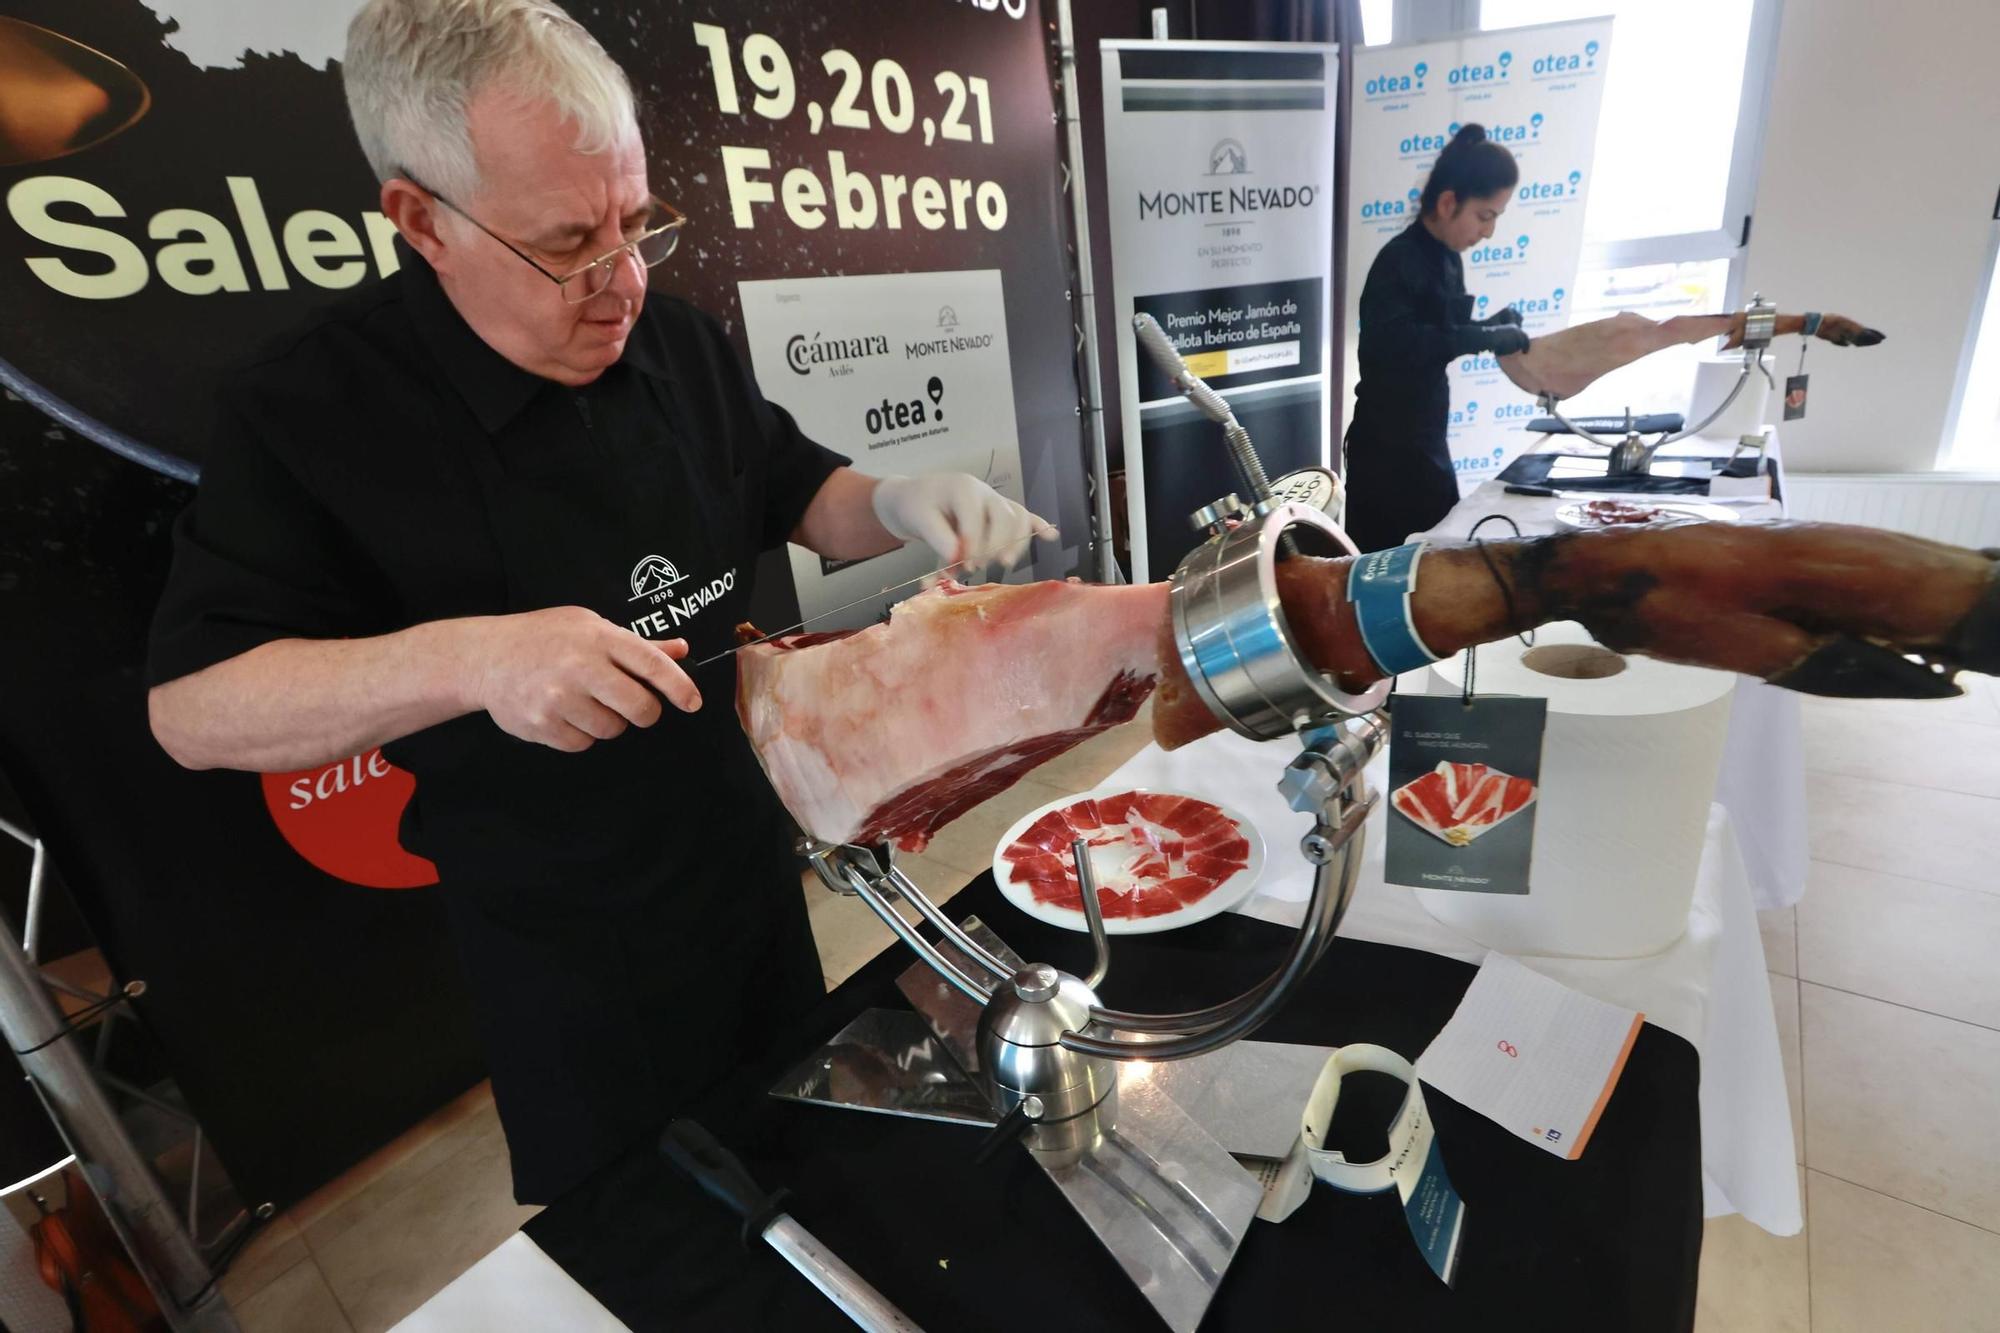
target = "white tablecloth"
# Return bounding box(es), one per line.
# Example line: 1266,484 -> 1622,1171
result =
1098,728 -> 1802,1236
390,1233 -> 628,1332
1426,454 -> 1809,909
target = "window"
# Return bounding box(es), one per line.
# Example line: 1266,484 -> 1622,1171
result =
1550,258 -> 1733,419
1472,0 -> 1780,420
1942,231 -> 2000,470
1481,0 -> 1762,252
1361,0 -> 1395,46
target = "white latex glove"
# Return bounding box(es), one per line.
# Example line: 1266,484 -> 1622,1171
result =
871,473 -> 1058,576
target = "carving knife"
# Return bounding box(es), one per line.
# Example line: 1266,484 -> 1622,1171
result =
689,535 -> 1045,668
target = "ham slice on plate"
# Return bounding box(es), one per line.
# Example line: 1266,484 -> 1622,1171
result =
1390,761 -> 1536,847
994,789 -> 1264,933
736,579 -> 1168,852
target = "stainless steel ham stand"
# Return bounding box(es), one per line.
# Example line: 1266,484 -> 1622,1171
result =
768,315 -> 1397,1332
1530,294 -> 1780,476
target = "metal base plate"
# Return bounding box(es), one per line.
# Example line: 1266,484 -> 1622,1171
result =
1036,1067 -> 1262,1333
769,915 -> 1335,1332
771,1008 -> 996,1126
893,916 -> 1024,1075
1139,1040 -> 1334,1161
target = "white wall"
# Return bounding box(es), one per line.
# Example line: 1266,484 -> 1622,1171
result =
1743,0 -> 2000,472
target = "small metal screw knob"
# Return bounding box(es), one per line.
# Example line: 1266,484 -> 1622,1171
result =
1013,964 -> 1061,1003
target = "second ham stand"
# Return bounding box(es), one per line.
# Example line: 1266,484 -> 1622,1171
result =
1527,294 -> 1780,477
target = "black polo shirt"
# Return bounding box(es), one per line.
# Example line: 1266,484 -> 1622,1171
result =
148,247 -> 847,1202
150,250 -> 843,685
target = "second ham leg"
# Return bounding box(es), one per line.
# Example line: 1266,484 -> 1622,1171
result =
1498,309 -> 1885,401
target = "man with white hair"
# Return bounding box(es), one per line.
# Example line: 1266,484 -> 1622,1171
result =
145,0 -> 1052,1205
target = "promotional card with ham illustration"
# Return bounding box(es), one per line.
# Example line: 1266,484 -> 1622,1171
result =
1386,694 -> 1548,894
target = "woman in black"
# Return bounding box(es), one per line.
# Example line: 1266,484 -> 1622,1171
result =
1345,125 -> 1528,552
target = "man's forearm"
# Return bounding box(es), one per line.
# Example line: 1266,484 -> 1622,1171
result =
149,618 -> 484,773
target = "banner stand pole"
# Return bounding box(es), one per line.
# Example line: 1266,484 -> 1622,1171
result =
0,821 -> 242,1332
1055,0 -> 1124,585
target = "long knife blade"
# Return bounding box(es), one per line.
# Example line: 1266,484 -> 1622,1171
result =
689,541 -> 1030,668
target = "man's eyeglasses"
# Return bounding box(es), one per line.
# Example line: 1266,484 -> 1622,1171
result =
403,171 -> 685,304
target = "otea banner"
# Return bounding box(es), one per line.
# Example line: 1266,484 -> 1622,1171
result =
1345,17 -> 1614,491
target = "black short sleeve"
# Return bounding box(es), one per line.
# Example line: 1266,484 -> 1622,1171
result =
688,308 -> 850,550
146,394 -> 389,687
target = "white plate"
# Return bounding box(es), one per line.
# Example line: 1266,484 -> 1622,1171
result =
991,787 -> 1267,935
1553,498 -> 1742,529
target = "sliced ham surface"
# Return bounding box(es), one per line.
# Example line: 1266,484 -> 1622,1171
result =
1391,760 -> 1537,847
998,791 -> 1250,921
735,579 -> 1168,851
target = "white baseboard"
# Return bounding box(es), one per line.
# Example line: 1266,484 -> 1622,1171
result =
1784,473 -> 2000,548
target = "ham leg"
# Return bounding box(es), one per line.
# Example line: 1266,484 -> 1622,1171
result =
737,578 -> 1165,852
1499,309 -> 1884,402
744,522 -> 1999,847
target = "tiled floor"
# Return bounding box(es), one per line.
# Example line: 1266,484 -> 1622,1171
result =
211,685 -> 2000,1331
1699,673 -> 2000,1333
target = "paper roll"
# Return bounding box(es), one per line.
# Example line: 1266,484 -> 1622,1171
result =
1687,354 -> 1770,439
1416,623 -> 1735,959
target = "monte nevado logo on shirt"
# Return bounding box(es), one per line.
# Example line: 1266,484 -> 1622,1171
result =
626,554 -> 737,639
628,554 -> 688,602
1135,141 -> 1319,222
786,328 -> 889,377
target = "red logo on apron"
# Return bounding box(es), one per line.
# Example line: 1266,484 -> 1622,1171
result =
259,750 -> 438,889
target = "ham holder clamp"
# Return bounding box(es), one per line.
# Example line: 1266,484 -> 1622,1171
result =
764,319 -> 1390,1332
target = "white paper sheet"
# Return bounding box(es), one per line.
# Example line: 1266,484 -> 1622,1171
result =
1415,953 -> 1643,1161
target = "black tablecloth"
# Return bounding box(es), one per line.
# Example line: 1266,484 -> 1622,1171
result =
528,876 -> 1701,1333
1497,448 -> 1778,497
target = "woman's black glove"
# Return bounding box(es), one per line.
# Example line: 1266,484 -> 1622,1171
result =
1456,324 -> 1531,357
1478,306 -> 1525,329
